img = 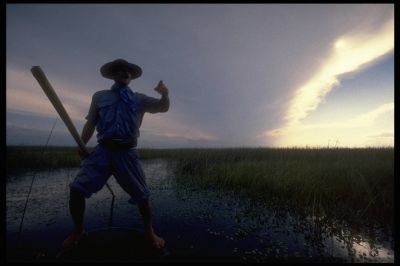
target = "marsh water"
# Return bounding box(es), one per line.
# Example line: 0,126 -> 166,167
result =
6,159 -> 394,262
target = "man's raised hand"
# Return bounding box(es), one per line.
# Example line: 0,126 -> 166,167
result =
154,80 -> 169,96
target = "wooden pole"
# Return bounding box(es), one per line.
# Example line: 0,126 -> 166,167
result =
31,66 -> 88,154
31,66 -> 115,197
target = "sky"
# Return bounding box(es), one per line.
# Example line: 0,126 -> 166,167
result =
6,4 -> 394,148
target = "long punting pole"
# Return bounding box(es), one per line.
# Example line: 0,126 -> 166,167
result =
31,66 -> 114,197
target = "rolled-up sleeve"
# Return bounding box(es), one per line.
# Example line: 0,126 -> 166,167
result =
139,93 -> 168,113
85,93 -> 99,124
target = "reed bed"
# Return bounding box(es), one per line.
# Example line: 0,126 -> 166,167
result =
7,146 -> 80,172
7,146 -> 394,227
172,147 -> 394,228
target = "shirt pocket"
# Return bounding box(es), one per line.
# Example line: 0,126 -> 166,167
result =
97,99 -> 117,130
126,94 -> 140,112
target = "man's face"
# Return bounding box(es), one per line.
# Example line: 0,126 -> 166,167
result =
112,67 -> 133,86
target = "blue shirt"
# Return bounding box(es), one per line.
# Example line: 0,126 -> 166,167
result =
86,83 -> 162,143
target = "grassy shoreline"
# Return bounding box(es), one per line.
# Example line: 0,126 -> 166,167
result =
7,146 -> 394,228
173,147 -> 394,228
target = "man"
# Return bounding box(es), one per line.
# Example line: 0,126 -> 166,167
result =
63,59 -> 169,251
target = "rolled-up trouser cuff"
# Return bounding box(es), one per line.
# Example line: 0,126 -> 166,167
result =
128,194 -> 150,205
69,182 -> 92,198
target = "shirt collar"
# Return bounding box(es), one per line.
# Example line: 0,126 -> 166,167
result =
111,83 -> 136,105
111,82 -> 130,91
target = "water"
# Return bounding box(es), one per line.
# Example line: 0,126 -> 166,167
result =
6,159 -> 394,262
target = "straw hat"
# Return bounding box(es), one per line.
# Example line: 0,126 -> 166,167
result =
100,59 -> 142,80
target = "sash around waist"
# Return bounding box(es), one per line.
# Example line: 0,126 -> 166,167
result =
98,138 -> 137,150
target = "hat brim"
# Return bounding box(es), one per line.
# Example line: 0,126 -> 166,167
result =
100,59 -> 142,80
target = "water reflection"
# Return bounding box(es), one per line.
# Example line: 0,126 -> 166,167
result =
6,159 -> 394,262
169,179 -> 394,262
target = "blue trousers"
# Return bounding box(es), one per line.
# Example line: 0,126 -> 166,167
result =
70,144 -> 150,205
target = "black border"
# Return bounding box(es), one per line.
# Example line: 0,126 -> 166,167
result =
3,1 -> 397,265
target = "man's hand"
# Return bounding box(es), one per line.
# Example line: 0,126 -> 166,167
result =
78,148 -> 89,160
154,80 -> 169,96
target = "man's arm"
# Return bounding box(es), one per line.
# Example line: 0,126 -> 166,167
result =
78,120 -> 95,158
157,91 -> 170,112
145,80 -> 170,113
81,119 -> 95,145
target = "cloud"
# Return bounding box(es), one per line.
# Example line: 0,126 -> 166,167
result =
366,132 -> 394,139
266,101 -> 393,133
7,122 -> 79,146
7,5 -> 394,148
259,14 -> 394,141
257,102 -> 394,148
141,114 -> 219,141
349,102 -> 394,127
7,66 -> 92,121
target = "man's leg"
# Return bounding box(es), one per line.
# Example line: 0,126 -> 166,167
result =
62,145 -> 112,249
62,188 -> 86,249
138,199 -> 165,249
69,188 -> 86,231
111,148 -> 165,249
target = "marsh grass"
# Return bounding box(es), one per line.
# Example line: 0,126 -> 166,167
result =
6,146 -> 80,173
7,146 -> 394,228
172,147 -> 394,229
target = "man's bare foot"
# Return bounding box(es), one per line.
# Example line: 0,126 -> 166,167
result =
62,227 -> 85,250
146,231 -> 165,249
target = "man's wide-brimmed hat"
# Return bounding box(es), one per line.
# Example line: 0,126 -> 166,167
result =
100,59 -> 142,80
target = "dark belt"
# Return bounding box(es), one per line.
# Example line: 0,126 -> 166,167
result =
99,138 -> 137,150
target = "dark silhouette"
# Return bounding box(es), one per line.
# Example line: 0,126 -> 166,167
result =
63,59 -> 169,251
